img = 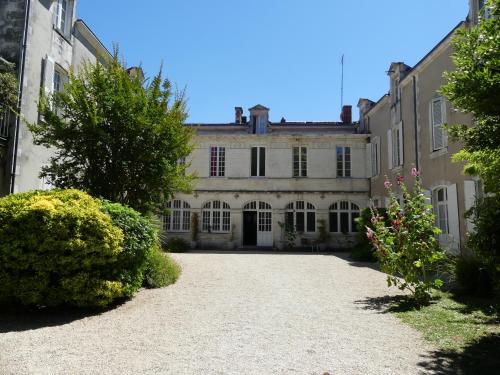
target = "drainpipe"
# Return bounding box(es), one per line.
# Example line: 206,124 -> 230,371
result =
412,75 -> 419,171
9,0 -> 31,194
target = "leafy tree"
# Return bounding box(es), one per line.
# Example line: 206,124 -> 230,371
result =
29,52 -> 193,214
441,0 -> 500,194
441,0 -> 500,294
0,61 -> 17,109
368,170 -> 445,305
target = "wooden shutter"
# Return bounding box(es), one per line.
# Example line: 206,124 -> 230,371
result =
447,183 -> 460,254
463,180 -> 476,232
432,98 -> 444,150
43,56 -> 55,95
251,147 -> 258,176
366,143 -> 373,178
259,147 -> 266,177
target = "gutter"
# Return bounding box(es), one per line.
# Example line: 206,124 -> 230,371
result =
9,0 -> 31,194
412,76 -> 419,171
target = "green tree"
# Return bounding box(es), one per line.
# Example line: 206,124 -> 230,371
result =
441,0 -> 500,194
441,0 -> 500,294
0,60 -> 17,109
29,52 -> 193,214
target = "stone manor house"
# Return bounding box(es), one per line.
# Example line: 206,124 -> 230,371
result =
0,0 -> 490,251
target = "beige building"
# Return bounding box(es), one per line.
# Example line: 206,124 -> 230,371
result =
0,0 -> 109,194
359,0 -> 489,254
165,105 -> 371,249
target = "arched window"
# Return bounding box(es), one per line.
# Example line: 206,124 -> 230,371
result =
202,200 -> 231,232
163,200 -> 191,232
285,201 -> 316,233
433,187 -> 449,234
329,201 -> 360,233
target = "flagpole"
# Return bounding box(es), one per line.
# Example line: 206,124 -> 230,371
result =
340,54 -> 344,111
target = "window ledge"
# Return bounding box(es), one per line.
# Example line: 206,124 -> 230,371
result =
429,147 -> 448,159
53,26 -> 73,45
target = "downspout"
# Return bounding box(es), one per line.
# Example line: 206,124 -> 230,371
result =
9,0 -> 31,194
412,75 -> 419,171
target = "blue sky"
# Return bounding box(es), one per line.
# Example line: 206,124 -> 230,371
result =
77,1 -> 468,123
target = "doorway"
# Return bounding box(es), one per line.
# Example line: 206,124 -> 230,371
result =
243,211 -> 257,246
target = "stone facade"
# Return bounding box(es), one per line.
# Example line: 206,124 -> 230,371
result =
165,106 -> 370,250
0,0 -> 109,194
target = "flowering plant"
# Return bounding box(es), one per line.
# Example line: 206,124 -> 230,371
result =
368,169 -> 444,304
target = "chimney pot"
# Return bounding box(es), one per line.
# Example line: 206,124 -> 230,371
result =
341,105 -> 352,124
235,107 -> 243,124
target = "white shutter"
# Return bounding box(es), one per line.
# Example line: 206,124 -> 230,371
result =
398,122 -> 404,165
447,183 -> 460,253
366,143 -> 373,178
464,180 -> 476,232
387,129 -> 393,170
432,98 -> 444,150
43,56 -> 55,96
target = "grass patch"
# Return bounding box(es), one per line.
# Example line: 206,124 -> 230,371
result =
391,291 -> 500,374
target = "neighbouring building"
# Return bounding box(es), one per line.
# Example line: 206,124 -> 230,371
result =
164,105 -> 371,249
358,0 -> 490,254
0,0 -> 110,195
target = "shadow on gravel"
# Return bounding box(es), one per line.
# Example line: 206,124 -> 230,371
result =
417,333 -> 500,375
0,301 -> 125,333
353,295 -> 410,313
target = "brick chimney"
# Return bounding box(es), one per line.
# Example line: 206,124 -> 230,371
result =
235,107 -> 243,124
340,105 -> 352,124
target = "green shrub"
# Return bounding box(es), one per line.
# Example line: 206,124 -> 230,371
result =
101,201 -> 157,297
143,245 -> 181,288
167,237 -> 190,253
466,196 -> 500,296
351,207 -> 388,262
0,189 -> 124,308
455,255 -> 493,296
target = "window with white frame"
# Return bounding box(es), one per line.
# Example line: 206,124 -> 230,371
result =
292,146 -> 307,177
329,201 -> 360,233
371,137 -> 380,177
210,146 -> 225,177
251,147 -> 266,177
434,187 -> 449,234
431,97 -> 447,151
163,200 -> 191,232
336,146 -> 351,177
285,201 -> 316,232
55,0 -> 69,34
202,200 -> 230,232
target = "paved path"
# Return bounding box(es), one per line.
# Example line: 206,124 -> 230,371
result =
0,252 -> 435,374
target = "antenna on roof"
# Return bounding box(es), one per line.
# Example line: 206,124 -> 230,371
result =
340,54 -> 344,111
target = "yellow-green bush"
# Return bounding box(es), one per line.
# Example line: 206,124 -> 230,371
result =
143,245 -> 181,288
0,190 -> 125,307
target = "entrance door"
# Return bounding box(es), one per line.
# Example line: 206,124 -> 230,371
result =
243,211 -> 257,246
243,201 -> 273,247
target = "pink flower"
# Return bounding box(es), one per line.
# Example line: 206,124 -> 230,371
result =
411,167 -> 419,177
384,180 -> 392,189
392,219 -> 401,229
396,175 -> 404,185
366,227 -> 374,241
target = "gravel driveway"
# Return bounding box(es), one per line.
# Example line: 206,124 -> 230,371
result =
0,252 -> 435,374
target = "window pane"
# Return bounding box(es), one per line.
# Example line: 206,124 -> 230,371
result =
293,147 -> 300,177
222,210 -> 230,232
259,147 -> 266,177
212,210 -> 220,231
251,147 -> 258,176
329,212 -> 338,232
218,147 -> 225,176
285,212 -> 294,230
210,147 -> 217,176
307,212 -> 315,232
183,211 -> 191,231
172,210 -> 181,231
202,211 -> 210,231
340,212 -> 349,233
296,212 -> 305,232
